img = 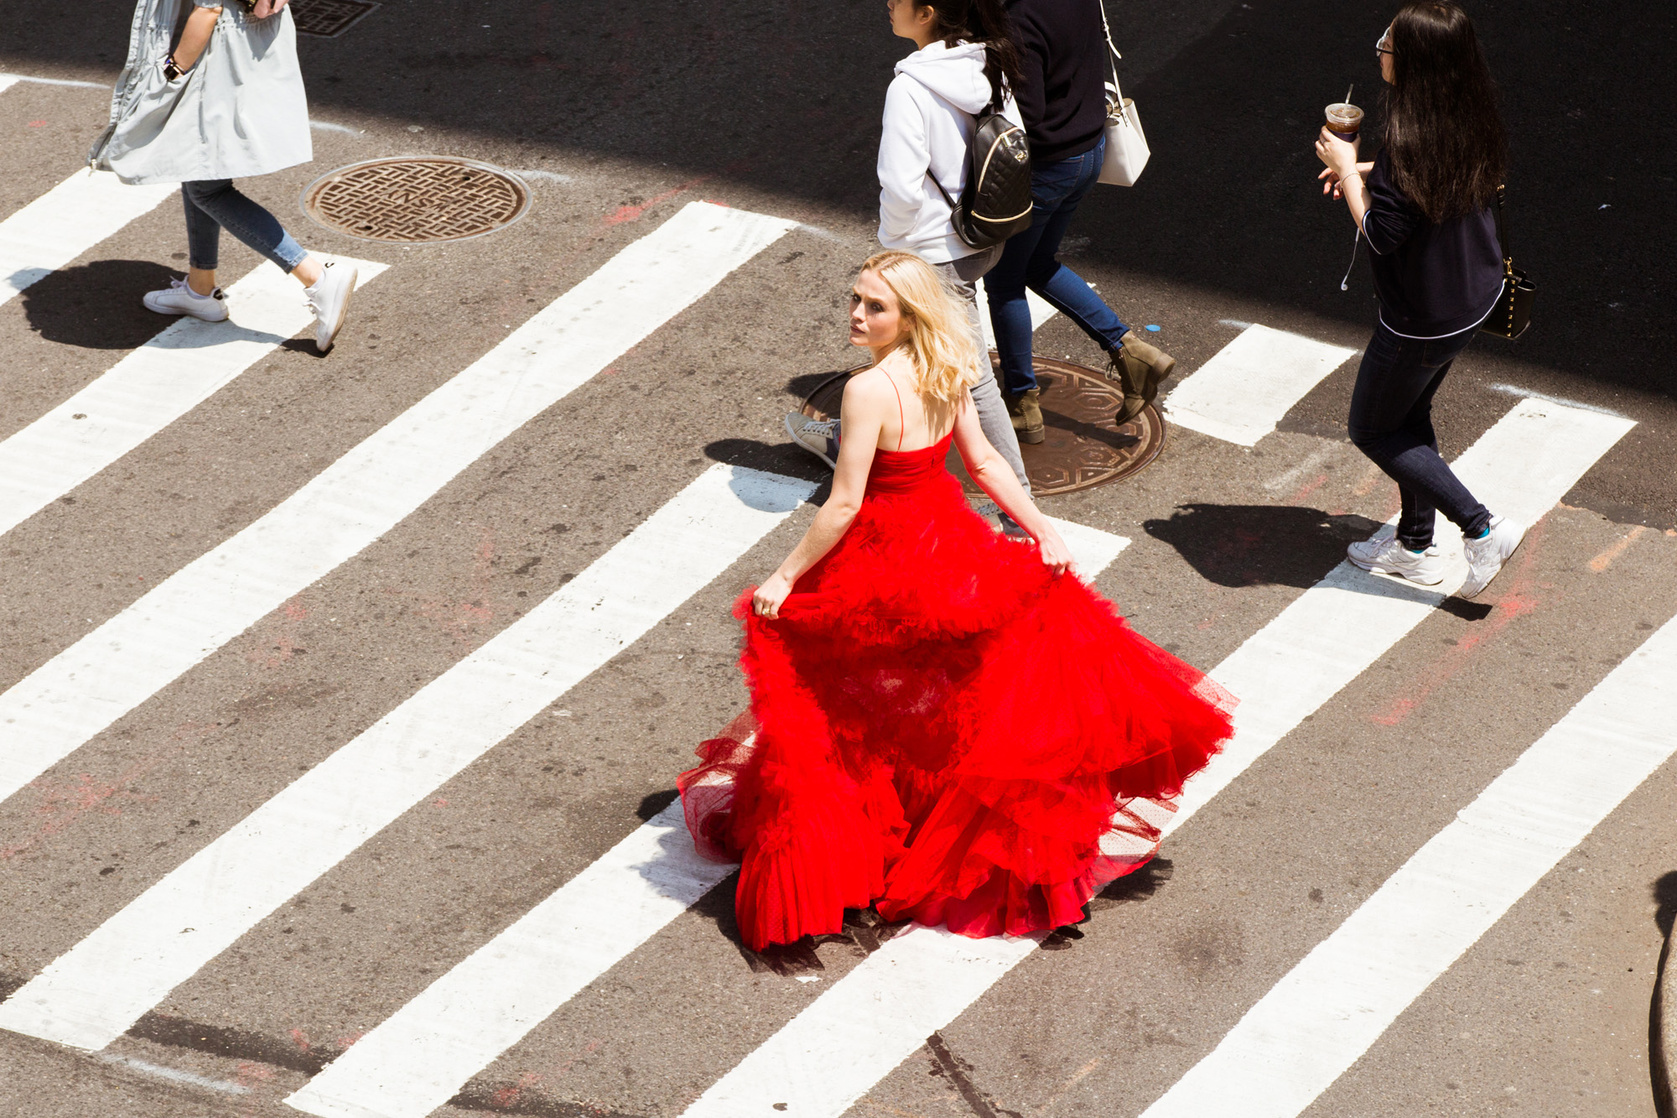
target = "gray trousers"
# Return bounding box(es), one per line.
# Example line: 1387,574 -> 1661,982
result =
933,248 -> 1031,493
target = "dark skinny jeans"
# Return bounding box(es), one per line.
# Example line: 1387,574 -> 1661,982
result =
1347,319 -> 1492,550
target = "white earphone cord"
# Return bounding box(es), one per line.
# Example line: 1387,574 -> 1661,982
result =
1340,227 -> 1361,292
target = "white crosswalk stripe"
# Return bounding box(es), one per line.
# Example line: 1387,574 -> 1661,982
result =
0,256 -> 387,538
1141,608 -> 1677,1118
672,396 -> 1634,1118
0,201 -> 795,808
0,463 -> 816,1052
1163,323 -> 1358,446
0,74 -> 21,96
0,170 -> 176,307
281,523 -> 1127,1118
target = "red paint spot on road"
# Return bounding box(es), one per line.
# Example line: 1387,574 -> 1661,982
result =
290,1028 -> 311,1052
27,120 -> 46,127
1369,522 -> 1548,727
433,797 -> 450,807
2,727 -> 211,861
601,175 -> 712,226
1286,473 -> 1329,504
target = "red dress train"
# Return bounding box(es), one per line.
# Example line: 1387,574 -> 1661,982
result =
679,434 -> 1235,951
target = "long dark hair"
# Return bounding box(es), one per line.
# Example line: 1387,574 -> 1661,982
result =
915,0 -> 1024,109
1382,1 -> 1507,222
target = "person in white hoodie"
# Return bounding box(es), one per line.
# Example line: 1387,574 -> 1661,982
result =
786,0 -> 1032,515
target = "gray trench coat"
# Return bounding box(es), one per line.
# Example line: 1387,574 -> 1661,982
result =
90,0 -> 312,185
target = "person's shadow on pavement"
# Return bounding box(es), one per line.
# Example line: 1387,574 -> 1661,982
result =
1143,503 -> 1381,590
18,259 -> 180,350
1651,870 -> 1677,1118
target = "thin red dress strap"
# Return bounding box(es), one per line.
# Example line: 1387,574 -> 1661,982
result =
884,370 -> 905,451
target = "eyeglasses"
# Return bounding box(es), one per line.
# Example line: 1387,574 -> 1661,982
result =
1375,30 -> 1394,55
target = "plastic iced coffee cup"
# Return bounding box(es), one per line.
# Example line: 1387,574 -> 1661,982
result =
1324,102 -> 1364,141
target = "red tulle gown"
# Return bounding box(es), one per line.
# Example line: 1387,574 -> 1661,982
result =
679,433 -> 1235,951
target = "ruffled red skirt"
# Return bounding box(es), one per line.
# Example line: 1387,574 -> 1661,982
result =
680,442 -> 1234,951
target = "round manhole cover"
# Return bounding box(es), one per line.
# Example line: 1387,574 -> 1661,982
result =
301,157 -> 531,243
800,354 -> 1164,496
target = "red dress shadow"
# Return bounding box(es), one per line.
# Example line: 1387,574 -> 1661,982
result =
679,434 -> 1235,951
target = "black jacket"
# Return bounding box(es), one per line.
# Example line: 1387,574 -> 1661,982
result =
1363,150 -> 1505,337
1007,0 -> 1109,165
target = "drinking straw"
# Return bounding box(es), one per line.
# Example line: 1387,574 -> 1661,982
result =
1345,83 -> 1354,105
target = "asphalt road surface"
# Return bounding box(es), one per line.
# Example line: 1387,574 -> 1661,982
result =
2,2 -> 1675,1117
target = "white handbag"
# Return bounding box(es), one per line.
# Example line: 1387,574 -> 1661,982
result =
1097,0 -> 1150,187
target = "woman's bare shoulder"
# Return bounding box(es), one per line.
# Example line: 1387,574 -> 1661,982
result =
841,366 -> 895,406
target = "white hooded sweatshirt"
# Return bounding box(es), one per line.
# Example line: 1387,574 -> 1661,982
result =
877,40 -> 1023,264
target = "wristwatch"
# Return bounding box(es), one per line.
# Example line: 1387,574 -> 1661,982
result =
162,54 -> 185,81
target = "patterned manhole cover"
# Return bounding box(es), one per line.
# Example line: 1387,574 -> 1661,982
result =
800,354 -> 1165,496
300,157 -> 530,244
291,0 -> 380,38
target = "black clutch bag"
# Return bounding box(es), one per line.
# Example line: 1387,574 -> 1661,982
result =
1481,186 -> 1536,340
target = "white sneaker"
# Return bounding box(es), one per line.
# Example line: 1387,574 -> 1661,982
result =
784,413 -> 839,469
305,260 -> 357,353
142,277 -> 229,322
1459,516 -> 1525,599
1347,534 -> 1446,585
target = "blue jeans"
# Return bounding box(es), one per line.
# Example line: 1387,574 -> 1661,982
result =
183,180 -> 308,273
1347,320 -> 1491,550
985,135 -> 1129,396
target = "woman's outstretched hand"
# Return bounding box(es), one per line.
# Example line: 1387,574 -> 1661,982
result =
752,572 -> 794,620
1034,527 -> 1074,577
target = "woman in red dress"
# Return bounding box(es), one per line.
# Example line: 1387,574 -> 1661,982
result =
680,251 -> 1234,951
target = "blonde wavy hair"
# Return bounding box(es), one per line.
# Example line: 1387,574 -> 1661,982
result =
860,250 -> 981,409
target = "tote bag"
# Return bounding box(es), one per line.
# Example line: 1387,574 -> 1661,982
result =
1097,0 -> 1150,186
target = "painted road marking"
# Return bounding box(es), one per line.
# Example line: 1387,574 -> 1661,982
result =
1,169 -> 176,307
0,465 -> 816,1052
0,74 -> 20,96
284,801 -> 735,1118
0,202 -> 794,809
1140,611 -> 1677,1118
684,927 -> 1041,1118
672,397 -> 1633,1118
281,524 -> 1128,1118
0,256 -> 387,538
1170,397 -> 1636,831
1163,324 -> 1358,447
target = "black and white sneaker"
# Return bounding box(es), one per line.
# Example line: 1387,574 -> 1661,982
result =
142,277 -> 229,322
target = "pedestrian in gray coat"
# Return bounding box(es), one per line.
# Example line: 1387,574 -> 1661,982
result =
92,0 -> 356,352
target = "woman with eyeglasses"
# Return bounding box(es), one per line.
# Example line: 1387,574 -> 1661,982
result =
1315,1 -> 1518,599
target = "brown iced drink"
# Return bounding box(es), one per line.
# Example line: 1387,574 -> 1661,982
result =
1325,102 -> 1364,139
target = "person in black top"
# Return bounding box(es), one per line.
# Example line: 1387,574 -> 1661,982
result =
983,0 -> 1174,443
1316,1 -> 1520,600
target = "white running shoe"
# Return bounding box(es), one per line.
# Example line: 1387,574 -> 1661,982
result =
1459,516 -> 1525,599
784,412 -> 839,469
142,277 -> 229,322
1347,534 -> 1446,585
305,260 -> 357,353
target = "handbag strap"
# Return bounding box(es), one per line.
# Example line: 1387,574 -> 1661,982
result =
1491,185 -> 1514,275
1097,0 -> 1125,105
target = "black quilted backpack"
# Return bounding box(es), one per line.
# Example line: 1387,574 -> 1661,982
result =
930,100 -> 1033,250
